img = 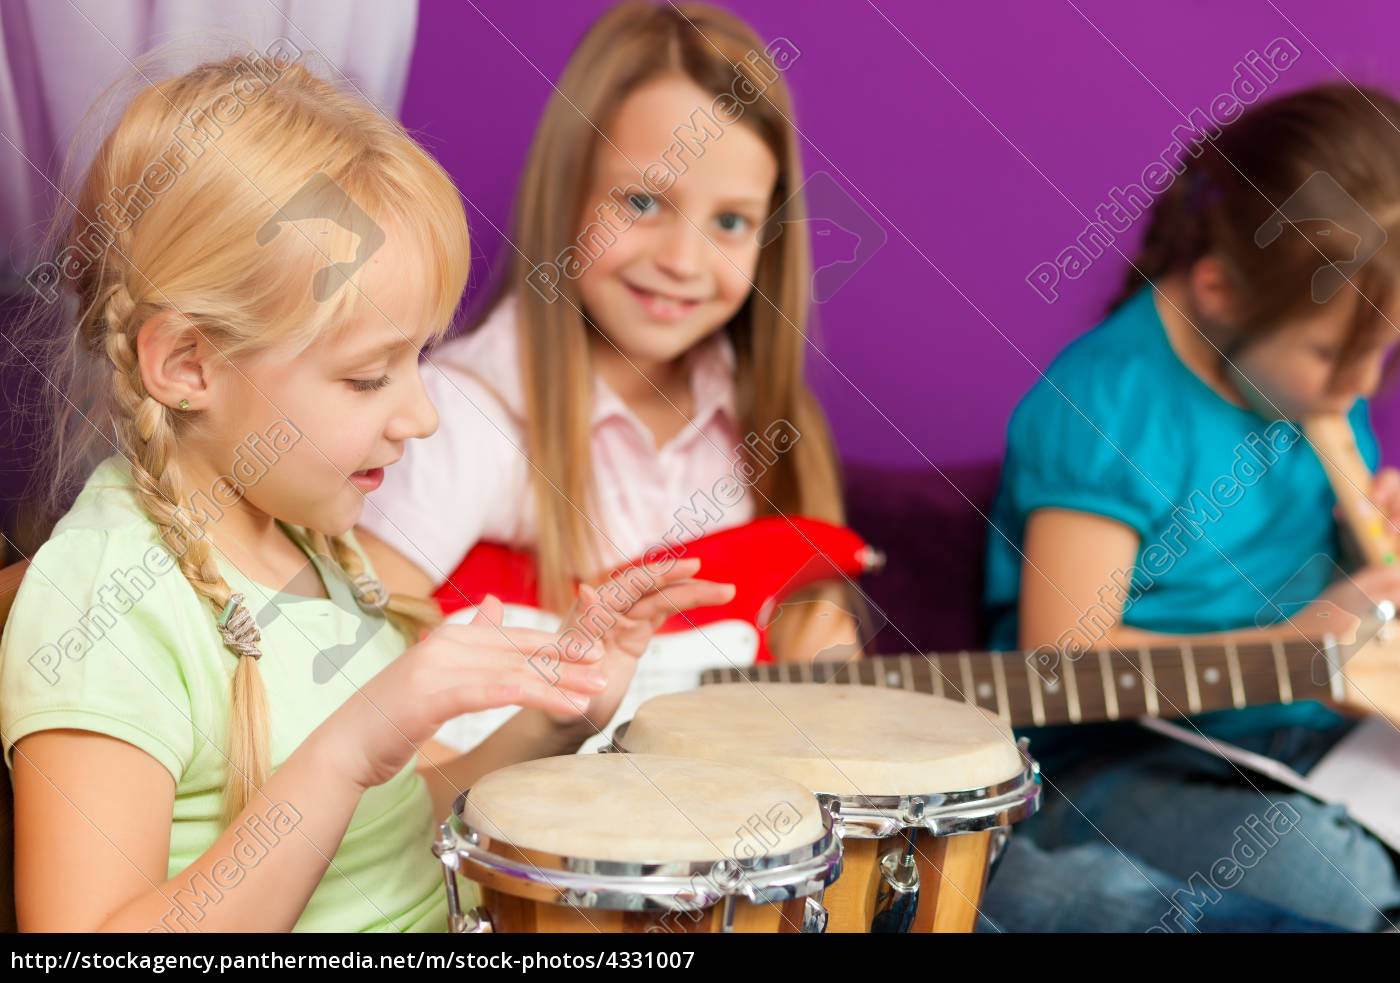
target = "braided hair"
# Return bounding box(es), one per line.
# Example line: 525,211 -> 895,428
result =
30,52 -> 470,825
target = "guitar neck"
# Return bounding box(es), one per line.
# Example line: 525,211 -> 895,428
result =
701,637 -> 1344,729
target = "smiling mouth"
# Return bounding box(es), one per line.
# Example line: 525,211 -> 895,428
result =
624,282 -> 705,317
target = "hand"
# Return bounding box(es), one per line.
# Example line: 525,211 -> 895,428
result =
542,557 -> 735,729
1294,566 -> 1400,725
1335,467 -> 1400,561
312,595 -> 608,791
1370,468 -> 1400,543
1288,565 -> 1400,643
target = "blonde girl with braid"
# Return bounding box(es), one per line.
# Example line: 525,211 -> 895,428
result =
0,53 -> 729,933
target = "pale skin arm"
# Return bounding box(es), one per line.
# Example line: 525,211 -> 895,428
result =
413,565 -> 734,818
15,605 -> 614,932
356,529 -> 587,812
414,716 -> 591,820
1018,508 -> 1400,653
14,727 -> 364,933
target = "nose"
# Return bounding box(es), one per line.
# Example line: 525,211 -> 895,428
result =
1333,352 -> 1385,399
387,366 -> 439,443
652,214 -> 708,280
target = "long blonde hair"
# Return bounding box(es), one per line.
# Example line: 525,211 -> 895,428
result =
475,1 -> 844,613
18,50 -> 468,824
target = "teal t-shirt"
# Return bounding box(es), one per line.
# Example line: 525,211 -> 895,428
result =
0,456 -> 449,932
984,284 -> 1370,743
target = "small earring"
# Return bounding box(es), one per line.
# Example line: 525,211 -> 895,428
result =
179,399 -> 190,410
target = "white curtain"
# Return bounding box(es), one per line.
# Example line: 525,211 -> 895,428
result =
0,0 -> 420,291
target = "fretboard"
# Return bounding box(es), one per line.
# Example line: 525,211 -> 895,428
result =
700,637 -> 1344,729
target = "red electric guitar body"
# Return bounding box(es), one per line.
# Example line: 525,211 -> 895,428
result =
427,516 -> 883,752
432,516 -> 882,663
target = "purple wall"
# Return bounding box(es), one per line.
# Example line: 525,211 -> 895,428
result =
400,0 -> 1400,470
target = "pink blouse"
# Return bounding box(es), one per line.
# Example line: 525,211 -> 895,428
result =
359,295 -> 755,583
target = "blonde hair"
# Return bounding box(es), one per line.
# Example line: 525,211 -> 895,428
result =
474,1 -> 844,616
20,49 -> 468,824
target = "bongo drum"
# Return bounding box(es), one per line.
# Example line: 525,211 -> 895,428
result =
431,753 -> 842,933
616,684 -> 1040,933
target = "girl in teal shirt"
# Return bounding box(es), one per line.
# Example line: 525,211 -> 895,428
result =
983,83 -> 1400,932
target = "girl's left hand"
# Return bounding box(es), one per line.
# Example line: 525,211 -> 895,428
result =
1371,467 -> 1400,542
542,557 -> 735,729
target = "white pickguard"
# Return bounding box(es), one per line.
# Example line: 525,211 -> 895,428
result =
435,605 -> 760,754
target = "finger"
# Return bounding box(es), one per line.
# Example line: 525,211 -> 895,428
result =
517,678 -> 593,717
431,622 -> 561,653
475,594 -> 505,627
627,579 -> 737,623
603,557 -> 703,603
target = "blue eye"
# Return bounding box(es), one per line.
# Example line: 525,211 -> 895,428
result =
716,213 -> 749,233
349,375 -> 391,392
628,193 -> 657,215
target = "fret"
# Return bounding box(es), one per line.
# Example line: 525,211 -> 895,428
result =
846,659 -> 863,686
1180,643 -> 1203,714
1324,635 -> 1345,702
1098,649 -> 1119,720
1279,639 -> 1329,705
1234,641 -> 1280,707
958,651 -> 975,704
1195,649 -> 1227,703
1063,652 -> 1082,723
991,653 -> 1011,725
1026,657 -> 1046,727
1140,647 -> 1159,717
701,636 -> 1352,731
1110,651 -> 1147,716
1224,640 -> 1246,709
927,653 -> 945,699
1037,658 -> 1071,725
1271,638 -> 1293,703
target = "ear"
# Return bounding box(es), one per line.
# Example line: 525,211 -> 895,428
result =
134,314 -> 218,411
1187,254 -> 1238,324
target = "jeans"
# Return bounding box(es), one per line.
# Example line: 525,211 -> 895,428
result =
978,721 -> 1400,932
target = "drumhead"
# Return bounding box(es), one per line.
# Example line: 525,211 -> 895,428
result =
461,752 -> 828,863
621,684 -> 1024,795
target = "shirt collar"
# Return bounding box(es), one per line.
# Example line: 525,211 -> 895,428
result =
591,328 -> 739,440
439,294 -> 739,442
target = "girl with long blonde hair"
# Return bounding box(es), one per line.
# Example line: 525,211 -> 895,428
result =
0,48 -> 726,932
359,2 -> 854,688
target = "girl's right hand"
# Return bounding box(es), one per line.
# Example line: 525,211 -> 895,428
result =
312,595 -> 608,791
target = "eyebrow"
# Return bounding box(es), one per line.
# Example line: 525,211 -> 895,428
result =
340,336 -> 415,366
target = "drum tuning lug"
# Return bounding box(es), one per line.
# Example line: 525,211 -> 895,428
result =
878,849 -> 920,895
450,907 -> 494,934
801,896 -> 829,934
431,822 -> 455,857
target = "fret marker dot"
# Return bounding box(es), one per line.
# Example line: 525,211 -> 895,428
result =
1203,667 -> 1221,685
1119,673 -> 1136,689
886,671 -> 901,687
977,682 -> 993,700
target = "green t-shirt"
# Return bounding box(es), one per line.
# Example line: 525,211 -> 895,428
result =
0,456 -> 448,932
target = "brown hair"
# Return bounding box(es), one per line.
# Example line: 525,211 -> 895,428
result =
20,51 -> 467,824
468,1 -> 844,615
1112,82 -> 1400,373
